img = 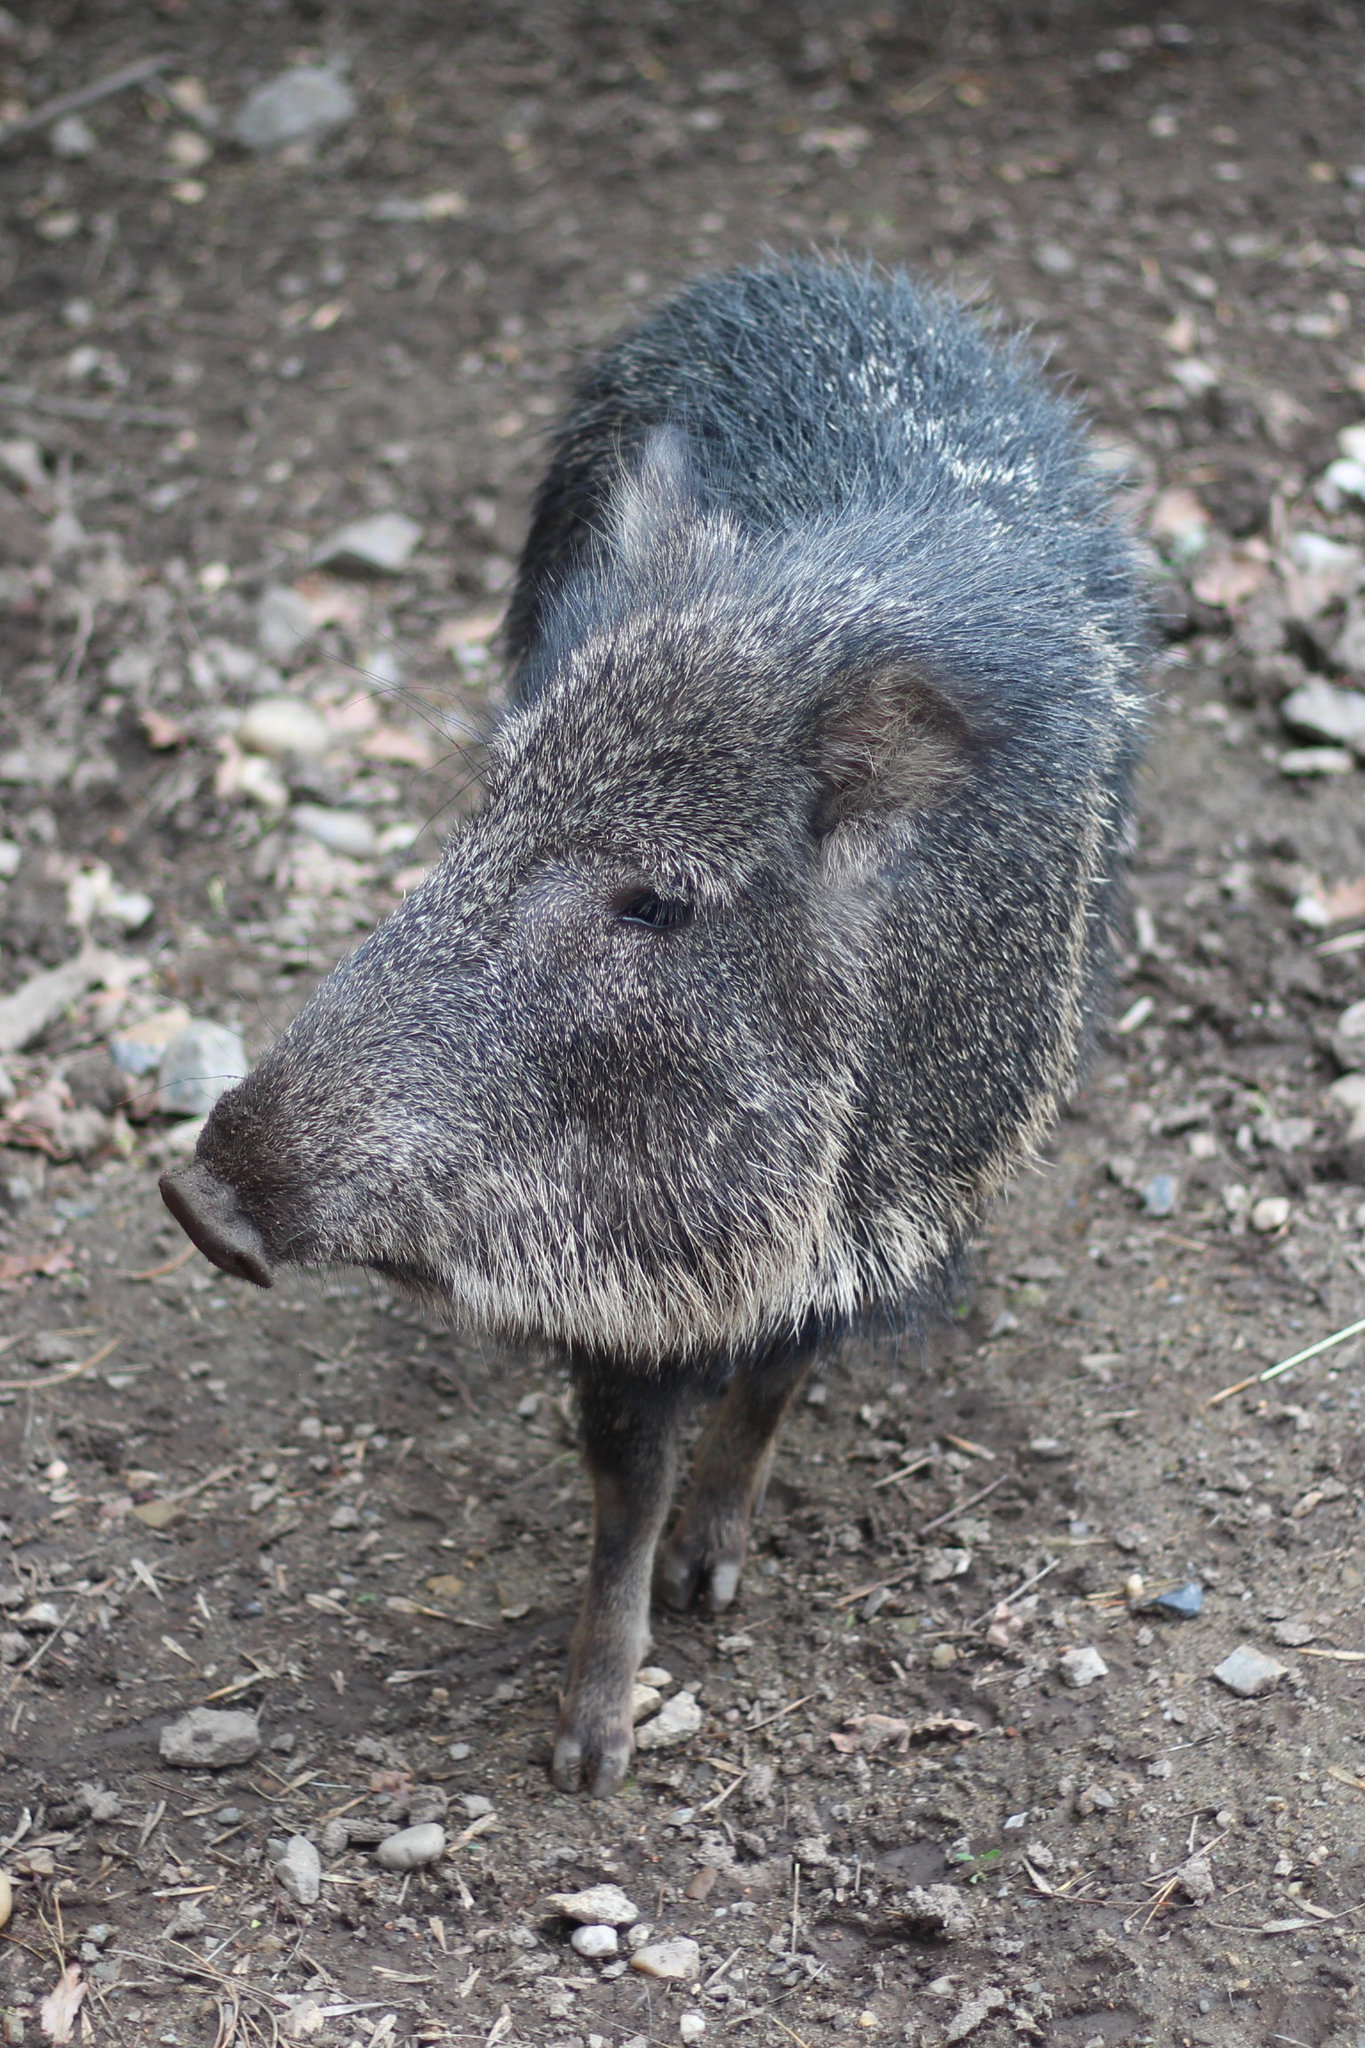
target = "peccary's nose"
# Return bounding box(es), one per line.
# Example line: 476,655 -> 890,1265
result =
159,1160 -> 274,1288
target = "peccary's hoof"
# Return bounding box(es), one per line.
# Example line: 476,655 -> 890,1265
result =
551,1713 -> 633,1797
657,1531 -> 744,1614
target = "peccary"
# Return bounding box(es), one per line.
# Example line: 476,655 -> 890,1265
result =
161,258 -> 1147,1794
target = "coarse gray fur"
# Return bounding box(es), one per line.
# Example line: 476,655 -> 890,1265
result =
163,257 -> 1148,1792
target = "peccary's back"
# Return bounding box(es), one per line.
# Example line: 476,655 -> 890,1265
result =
506,261 -> 1135,677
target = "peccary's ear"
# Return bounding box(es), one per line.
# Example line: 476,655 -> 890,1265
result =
812,664 -> 973,833
612,426 -> 700,568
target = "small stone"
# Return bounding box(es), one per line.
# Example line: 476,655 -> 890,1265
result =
1212,1644 -> 1287,1698
78,1784 -> 123,1821
898,1884 -> 976,1941
50,114 -> 97,159
679,2015 -> 706,2044
929,1642 -> 958,1670
27,1331 -> 85,1367
1280,676 -> 1365,754
945,1986 -> 1007,2042
1147,1580 -> 1204,1620
1249,1196 -> 1290,1234
291,805 -> 377,859
159,1022 -> 248,1117
1058,1647 -> 1108,1689
459,1793 -> 492,1820
570,1924 -> 618,1959
160,1708 -> 261,1768
19,1601 -> 60,1631
237,697 -> 329,760
328,1503 -> 361,1530
164,1900 -> 206,1938
1076,1783 -> 1114,1815
631,1682 -> 663,1724
1279,746 -> 1356,777
635,1689 -> 703,1751
636,1666 -> 672,1687
375,1822 -> 446,1870
275,1834 -> 321,1905
319,1818 -> 348,1855
109,1005 -> 193,1077
631,1937 -> 702,1983
314,511 -> 424,576
1141,1173 -> 1179,1218
258,586 -> 317,663
233,67 -> 356,151
920,1547 -> 972,1586
1272,1619 -> 1315,1648
1033,240 -> 1075,277
1333,999 -> 1365,1071
546,1884 -> 640,1928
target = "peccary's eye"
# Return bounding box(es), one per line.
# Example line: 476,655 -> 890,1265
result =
616,889 -> 691,932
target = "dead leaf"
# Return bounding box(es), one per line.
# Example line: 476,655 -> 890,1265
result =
830,1713 -> 912,1755
0,1244 -> 74,1289
361,726 -> 435,768
39,1964 -> 86,2044
131,1499 -> 183,1530
139,708 -> 186,749
1191,544 -> 1269,611
907,1714 -> 983,1744
370,1768 -> 414,1797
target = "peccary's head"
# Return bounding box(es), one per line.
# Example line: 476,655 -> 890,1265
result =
164,434 -> 982,1358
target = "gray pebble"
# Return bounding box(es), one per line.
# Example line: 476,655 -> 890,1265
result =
274,1834 -> 322,1905
570,1924 -> 619,1959
314,512 -> 424,575
291,805 -> 378,859
376,1822 -> 446,1870
1212,1644 -> 1287,1698
160,1707 -> 261,1768
159,1023 -> 248,1118
1142,1172 -> 1179,1218
233,67 -> 355,152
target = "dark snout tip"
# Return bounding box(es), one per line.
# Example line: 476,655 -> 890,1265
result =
159,1160 -> 275,1289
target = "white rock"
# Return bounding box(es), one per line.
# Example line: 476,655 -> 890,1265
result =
634,1689 -> 703,1751
570,1924 -> 618,1959
50,114 -> 96,159
1250,1196 -> 1291,1234
1058,1646 -> 1108,1688
314,511 -> 424,575
637,1665 -> 673,1687
275,1834 -> 321,1905
1334,999 -> 1365,1071
1326,1072 -> 1365,1140
375,1822 -> 446,1870
1316,458 -> 1365,514
159,1022 -> 248,1117
1212,1644 -> 1286,1697
546,1884 -> 639,1928
1280,677 -> 1365,755
1279,746 -> 1355,777
630,1937 -> 701,1983
160,1708 -> 261,1767
0,840 -> 20,881
237,697 -> 329,760
233,67 -> 355,151
291,805 -> 377,859
680,2014 -> 706,2043
258,585 -> 317,663
631,1682 -> 663,1724
109,1005 -> 194,1077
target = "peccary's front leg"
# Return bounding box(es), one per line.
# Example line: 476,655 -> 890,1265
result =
553,1367 -> 684,1797
658,1335 -> 815,1613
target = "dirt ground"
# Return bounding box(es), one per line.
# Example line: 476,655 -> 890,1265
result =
1,3 -> 1364,2044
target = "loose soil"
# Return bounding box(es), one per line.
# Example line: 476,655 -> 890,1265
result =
0,5 -> 1363,2047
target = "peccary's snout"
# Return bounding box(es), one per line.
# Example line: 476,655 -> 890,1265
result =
159,1160 -> 275,1289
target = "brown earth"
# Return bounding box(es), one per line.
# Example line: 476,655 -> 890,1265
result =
0,4 -> 1364,2046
